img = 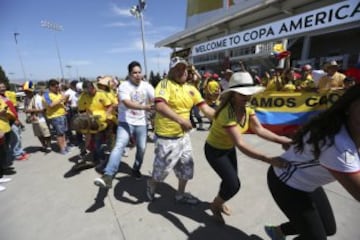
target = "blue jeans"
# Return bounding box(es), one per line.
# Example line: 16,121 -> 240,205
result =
104,122 -> 147,176
10,124 -> 25,158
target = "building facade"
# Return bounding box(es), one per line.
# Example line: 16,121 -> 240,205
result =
156,0 -> 360,74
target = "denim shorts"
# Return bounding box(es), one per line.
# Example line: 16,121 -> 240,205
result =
50,115 -> 68,136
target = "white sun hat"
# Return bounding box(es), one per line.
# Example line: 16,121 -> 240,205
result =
221,72 -> 265,96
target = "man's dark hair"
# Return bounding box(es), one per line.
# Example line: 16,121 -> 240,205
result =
70,80 -> 78,88
128,61 -> 142,73
82,80 -> 95,90
48,79 -> 59,87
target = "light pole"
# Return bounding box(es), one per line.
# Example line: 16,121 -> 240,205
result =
13,33 -> 27,81
130,0 -> 148,80
65,65 -> 72,79
40,20 -> 65,81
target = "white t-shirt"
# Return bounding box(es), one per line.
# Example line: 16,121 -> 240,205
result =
118,80 -> 154,126
34,94 -> 46,123
65,88 -> 79,108
274,125 -> 360,192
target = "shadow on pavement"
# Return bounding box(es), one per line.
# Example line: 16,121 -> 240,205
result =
85,187 -> 109,213
146,182 -> 265,240
23,146 -> 43,154
63,153 -> 95,178
188,225 -> 264,240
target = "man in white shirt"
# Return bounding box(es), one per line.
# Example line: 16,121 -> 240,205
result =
65,80 -> 80,146
94,61 -> 154,188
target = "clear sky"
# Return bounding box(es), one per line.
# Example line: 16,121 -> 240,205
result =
0,0 -> 187,83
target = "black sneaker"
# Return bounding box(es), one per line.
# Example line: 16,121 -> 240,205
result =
94,164 -> 105,175
132,169 -> 142,180
2,168 -> 16,175
94,175 -> 113,189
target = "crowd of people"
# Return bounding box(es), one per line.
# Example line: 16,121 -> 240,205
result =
0,57 -> 359,240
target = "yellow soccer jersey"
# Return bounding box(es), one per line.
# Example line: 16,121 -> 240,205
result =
206,104 -> 255,149
0,98 -> 11,133
98,90 -> 118,124
265,77 -> 282,91
78,91 -> 112,132
282,83 -> 296,92
154,79 -> 204,137
44,92 -> 66,119
5,91 -> 17,107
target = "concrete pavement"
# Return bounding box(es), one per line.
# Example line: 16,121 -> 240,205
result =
1,113 -> 359,240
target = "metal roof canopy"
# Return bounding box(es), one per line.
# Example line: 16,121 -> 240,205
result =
155,0 -> 340,49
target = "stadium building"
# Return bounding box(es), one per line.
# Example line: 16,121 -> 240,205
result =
155,0 -> 360,74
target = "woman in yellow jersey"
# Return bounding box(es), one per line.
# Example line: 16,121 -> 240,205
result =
204,72 -> 292,224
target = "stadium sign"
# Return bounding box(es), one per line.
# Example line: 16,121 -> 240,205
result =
192,1 -> 360,56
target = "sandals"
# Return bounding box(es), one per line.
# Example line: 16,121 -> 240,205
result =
222,204 -> 231,216
210,202 -> 225,224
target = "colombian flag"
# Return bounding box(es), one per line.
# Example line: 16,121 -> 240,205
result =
249,90 -> 344,136
272,43 -> 291,60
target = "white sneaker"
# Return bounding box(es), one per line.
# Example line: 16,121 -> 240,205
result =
0,177 -> 12,183
0,185 -> 6,191
122,149 -> 129,157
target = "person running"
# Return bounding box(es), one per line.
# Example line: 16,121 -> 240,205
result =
94,61 -> 154,188
265,84 -> 360,240
146,57 -> 215,204
204,71 -> 291,223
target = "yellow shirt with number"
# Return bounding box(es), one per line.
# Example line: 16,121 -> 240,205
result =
154,79 -> 204,137
44,92 -> 66,119
206,104 -> 255,149
0,98 -> 12,133
78,91 -> 112,132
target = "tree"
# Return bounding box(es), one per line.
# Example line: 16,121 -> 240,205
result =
0,65 -> 10,89
149,70 -> 155,87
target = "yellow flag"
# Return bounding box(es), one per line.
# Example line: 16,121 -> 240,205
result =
273,43 -> 284,53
